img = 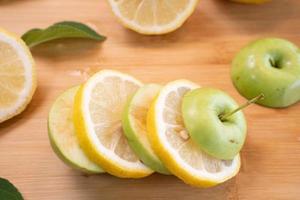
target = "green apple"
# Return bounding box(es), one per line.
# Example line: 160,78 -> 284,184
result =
122,84 -> 170,174
182,88 -> 247,160
231,38 -> 300,108
48,86 -> 104,174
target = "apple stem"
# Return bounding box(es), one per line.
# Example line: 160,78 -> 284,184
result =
269,58 -> 275,67
269,58 -> 279,68
220,94 -> 265,121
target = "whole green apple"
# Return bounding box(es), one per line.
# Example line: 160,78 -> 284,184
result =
182,88 -> 247,160
232,38 -> 300,108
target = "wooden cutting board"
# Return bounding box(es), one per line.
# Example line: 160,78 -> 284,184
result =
0,0 -> 299,199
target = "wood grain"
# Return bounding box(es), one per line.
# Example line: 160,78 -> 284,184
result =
0,0 -> 300,199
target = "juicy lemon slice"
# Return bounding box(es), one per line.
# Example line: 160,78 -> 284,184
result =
74,70 -> 153,178
147,80 -> 241,187
107,0 -> 199,35
48,86 -> 104,174
122,84 -> 170,174
0,28 -> 36,123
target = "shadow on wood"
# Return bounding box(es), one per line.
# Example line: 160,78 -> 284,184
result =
211,0 -> 298,34
69,173 -> 239,200
30,38 -> 104,61
0,85 -> 46,137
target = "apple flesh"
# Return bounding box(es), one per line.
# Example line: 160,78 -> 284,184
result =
122,84 -> 170,174
231,38 -> 300,108
182,88 -> 247,160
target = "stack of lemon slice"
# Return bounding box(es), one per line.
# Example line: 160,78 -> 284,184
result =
48,69 -> 240,187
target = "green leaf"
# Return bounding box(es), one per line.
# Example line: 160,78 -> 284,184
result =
22,21 -> 106,48
0,178 -> 23,200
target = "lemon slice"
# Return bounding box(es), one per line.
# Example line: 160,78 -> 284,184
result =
147,80 -> 241,187
0,28 -> 36,123
122,84 -> 170,174
107,0 -> 199,35
48,86 -> 104,174
74,70 -> 153,178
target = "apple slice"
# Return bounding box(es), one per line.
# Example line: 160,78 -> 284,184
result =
122,84 -> 170,174
48,86 -> 104,173
230,0 -> 271,4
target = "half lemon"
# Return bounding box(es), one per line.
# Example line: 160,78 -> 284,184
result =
107,0 -> 199,35
0,28 -> 36,123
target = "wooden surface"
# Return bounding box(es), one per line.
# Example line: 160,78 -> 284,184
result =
0,0 -> 300,199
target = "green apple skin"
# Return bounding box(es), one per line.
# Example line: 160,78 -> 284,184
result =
48,127 -> 103,174
122,84 -> 170,175
182,88 -> 247,160
232,38 -> 300,108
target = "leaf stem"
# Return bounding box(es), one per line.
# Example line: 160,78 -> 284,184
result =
220,93 -> 264,121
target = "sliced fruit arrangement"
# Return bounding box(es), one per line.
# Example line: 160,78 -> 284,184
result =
122,84 -> 170,174
106,0 -> 199,35
48,69 -> 247,187
0,28 -> 36,123
48,86 -> 104,174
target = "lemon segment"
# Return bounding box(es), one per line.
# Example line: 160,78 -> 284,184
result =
48,86 -> 104,174
0,28 -> 36,123
73,70 -> 153,178
122,84 -> 170,174
107,0 -> 199,35
147,80 -> 241,187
